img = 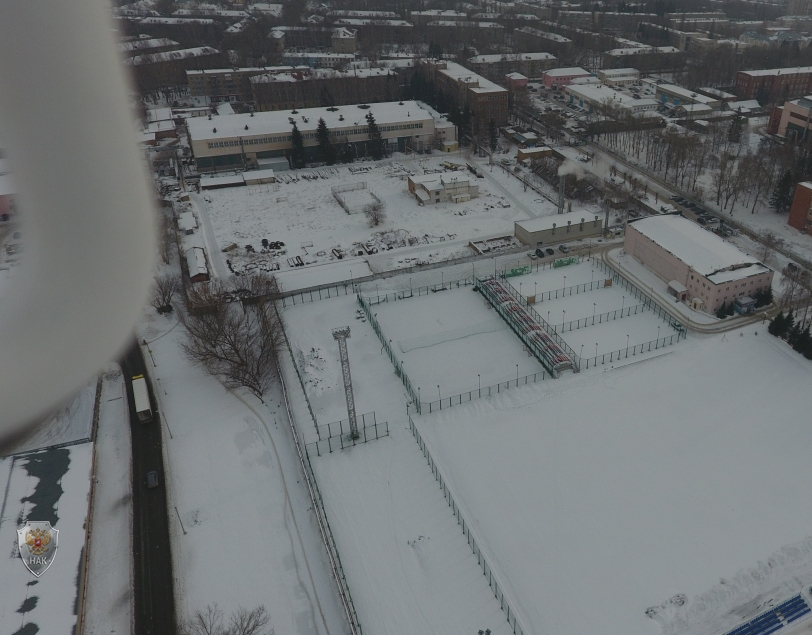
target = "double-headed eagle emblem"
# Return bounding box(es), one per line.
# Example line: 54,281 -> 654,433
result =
17,521 -> 58,577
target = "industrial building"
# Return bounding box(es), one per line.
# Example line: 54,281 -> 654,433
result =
466,53 -> 557,82
625,215 -> 773,314
736,66 -> 812,101
187,100 -> 453,172
427,61 -> 510,128
407,171 -> 479,204
514,211 -> 603,246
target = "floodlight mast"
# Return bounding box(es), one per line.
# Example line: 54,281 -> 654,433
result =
332,326 -> 360,439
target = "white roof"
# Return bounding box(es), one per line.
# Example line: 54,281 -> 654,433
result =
252,67 -> 394,84
469,52 -> 555,63
516,210 -> 601,233
333,18 -> 412,26
676,104 -> 713,113
630,215 -> 769,280
544,67 -> 590,77
186,247 -> 208,276
410,170 -> 472,189
120,37 -> 179,53
126,46 -> 220,65
243,168 -> 276,182
187,100 -> 433,142
656,84 -> 717,104
436,61 -> 506,95
738,65 -> 812,77
600,67 -> 640,77
178,212 -> 197,231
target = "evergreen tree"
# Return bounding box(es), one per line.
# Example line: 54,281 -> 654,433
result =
489,119 -> 498,152
716,301 -> 727,319
726,301 -> 735,317
365,112 -> 385,160
290,122 -> 306,169
768,311 -> 785,336
316,118 -> 336,165
794,325 -> 811,355
754,287 -> 773,308
788,320 -> 803,347
770,170 -> 794,214
338,139 -> 355,164
728,114 -> 744,144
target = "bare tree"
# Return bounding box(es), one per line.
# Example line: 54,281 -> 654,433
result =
180,604 -> 273,635
363,200 -> 386,227
178,274 -> 283,401
180,604 -> 224,635
151,273 -> 182,313
760,230 -> 784,264
229,606 -> 272,635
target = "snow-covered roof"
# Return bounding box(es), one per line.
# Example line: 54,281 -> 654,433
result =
469,52 -> 555,63
172,8 -> 248,18
249,3 -> 282,15
600,67 -> 640,77
629,215 -> 769,279
515,210 -> 601,233
544,66 -> 590,77
120,37 -> 180,53
333,18 -> 412,26
657,84 -> 717,104
139,17 -> 216,25
515,27 -> 572,42
410,170 -> 472,189
329,9 -> 399,17
739,65 -> 812,77
126,46 -> 221,65
250,66 -> 394,83
436,61 -> 506,94
188,100 -> 434,142
178,212 -> 198,231
726,99 -> 761,112
186,246 -> 209,276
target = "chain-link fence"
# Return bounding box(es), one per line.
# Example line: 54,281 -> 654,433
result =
408,415 -> 526,635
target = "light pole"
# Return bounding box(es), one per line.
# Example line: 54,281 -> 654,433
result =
626,334 -> 630,357
595,342 -> 598,357
350,269 -> 353,291
562,310 -> 566,329
657,325 -> 660,342
438,385 -> 441,401
621,295 -> 625,316
478,374 -> 481,397
534,282 -> 537,297
580,344 -> 584,359
516,364 -> 519,386
593,302 -> 596,324
547,310 -> 550,324
563,275 -> 567,291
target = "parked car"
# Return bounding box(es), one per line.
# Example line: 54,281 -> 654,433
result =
147,471 -> 159,489
546,248 -> 555,256
559,244 -> 570,253
535,248 -> 545,257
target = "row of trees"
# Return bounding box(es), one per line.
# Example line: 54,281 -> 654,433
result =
600,110 -> 807,216
289,112 -> 386,169
769,310 -> 812,359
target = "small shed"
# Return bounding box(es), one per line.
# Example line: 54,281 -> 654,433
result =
667,280 -> 688,301
178,212 -> 197,234
514,210 -> 602,245
517,146 -> 552,162
243,168 -> 276,185
185,246 -> 210,283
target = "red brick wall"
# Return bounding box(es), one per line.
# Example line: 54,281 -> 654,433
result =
788,182 -> 812,232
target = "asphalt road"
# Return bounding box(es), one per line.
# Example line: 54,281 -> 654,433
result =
121,343 -> 177,635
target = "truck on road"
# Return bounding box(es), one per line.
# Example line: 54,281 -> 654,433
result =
131,375 -> 152,423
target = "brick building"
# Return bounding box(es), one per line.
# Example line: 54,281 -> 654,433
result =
735,67 -> 812,102
466,52 -> 557,82
428,60 -> 509,128
788,182 -> 812,235
250,67 -> 401,112
126,46 -> 227,93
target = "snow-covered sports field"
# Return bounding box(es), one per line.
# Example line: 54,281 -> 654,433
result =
416,329 -> 812,635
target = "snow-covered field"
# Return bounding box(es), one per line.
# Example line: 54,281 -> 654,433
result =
416,329 -> 812,635
0,443 -> 93,634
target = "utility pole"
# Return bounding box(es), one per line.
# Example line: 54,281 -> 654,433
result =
332,327 -> 359,439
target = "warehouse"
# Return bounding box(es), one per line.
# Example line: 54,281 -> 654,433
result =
514,211 -> 603,246
625,215 -> 773,313
187,100 -> 448,172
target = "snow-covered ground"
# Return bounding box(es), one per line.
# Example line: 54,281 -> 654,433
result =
137,312 -> 348,634
1,380 -> 96,456
82,365 -> 133,635
195,154 -> 593,278
280,293 -> 518,634
0,443 -> 93,634
416,328 -> 812,635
